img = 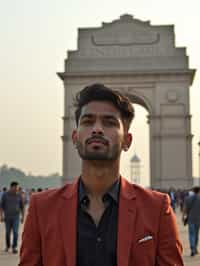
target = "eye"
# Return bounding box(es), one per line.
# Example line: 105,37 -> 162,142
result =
103,119 -> 118,127
80,118 -> 93,126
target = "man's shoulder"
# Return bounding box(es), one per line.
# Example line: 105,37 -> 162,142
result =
30,181 -> 77,203
185,194 -> 195,203
121,177 -> 168,203
134,184 -> 167,202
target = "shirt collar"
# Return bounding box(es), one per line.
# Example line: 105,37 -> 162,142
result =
78,178 -> 120,205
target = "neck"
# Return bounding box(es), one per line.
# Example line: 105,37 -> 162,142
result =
81,160 -> 120,196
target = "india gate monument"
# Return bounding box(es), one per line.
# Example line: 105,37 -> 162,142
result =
58,14 -> 196,189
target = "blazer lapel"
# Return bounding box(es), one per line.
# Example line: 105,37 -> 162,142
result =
59,179 -> 79,266
117,177 -> 137,266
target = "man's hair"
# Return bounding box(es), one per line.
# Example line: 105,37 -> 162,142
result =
74,83 -> 134,129
10,181 -> 19,187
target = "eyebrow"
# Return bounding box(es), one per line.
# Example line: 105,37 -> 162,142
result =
102,115 -> 119,121
80,113 -> 120,120
79,114 -> 94,120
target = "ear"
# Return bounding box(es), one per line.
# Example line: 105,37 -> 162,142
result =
123,133 -> 132,151
72,130 -> 78,145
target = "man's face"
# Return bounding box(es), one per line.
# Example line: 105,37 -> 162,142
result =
11,185 -> 19,193
72,101 -> 131,161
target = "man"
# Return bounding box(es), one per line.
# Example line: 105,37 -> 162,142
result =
0,188 -> 4,203
0,181 -> 24,253
0,187 -> 7,202
182,186 -> 200,256
168,187 -> 176,212
20,84 -> 183,265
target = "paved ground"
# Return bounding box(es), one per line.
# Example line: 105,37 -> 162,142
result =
0,210 -> 199,265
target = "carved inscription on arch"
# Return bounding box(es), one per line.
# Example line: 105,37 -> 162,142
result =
91,32 -> 160,46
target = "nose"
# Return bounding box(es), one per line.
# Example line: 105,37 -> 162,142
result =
92,121 -> 104,135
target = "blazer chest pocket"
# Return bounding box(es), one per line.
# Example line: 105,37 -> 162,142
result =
137,237 -> 154,248
136,234 -> 155,248
133,235 -> 156,264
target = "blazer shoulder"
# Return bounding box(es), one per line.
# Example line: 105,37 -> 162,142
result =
130,182 -> 169,208
131,184 -> 171,218
30,182 -> 78,206
137,183 -> 168,197
121,176 -> 167,200
135,184 -> 168,197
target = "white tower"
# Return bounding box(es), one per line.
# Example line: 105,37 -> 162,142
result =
130,153 -> 141,184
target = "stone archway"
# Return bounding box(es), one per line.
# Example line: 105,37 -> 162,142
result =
58,14 -> 196,189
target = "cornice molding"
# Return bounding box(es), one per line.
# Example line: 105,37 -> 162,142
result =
57,69 -> 195,81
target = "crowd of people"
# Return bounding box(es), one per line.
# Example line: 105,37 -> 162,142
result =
0,183 -> 45,254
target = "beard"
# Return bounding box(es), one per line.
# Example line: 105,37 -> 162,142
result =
76,140 -> 121,161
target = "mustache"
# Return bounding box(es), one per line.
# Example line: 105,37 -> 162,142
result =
86,136 -> 109,145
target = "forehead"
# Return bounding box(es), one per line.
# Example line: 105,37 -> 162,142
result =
80,101 -> 121,118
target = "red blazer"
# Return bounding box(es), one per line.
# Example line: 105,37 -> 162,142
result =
19,177 -> 183,266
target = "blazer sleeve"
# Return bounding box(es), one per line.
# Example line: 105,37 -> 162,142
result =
155,194 -> 184,266
19,195 -> 43,266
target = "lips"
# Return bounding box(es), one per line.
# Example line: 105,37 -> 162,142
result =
86,137 -> 108,146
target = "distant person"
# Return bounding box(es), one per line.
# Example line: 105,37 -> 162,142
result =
18,187 -> 27,205
0,188 -> 3,203
179,189 -> 188,212
168,187 -> 176,212
3,187 -> 7,193
182,186 -> 200,256
19,84 -> 183,265
0,181 -> 24,253
25,188 -> 36,206
0,187 -> 7,202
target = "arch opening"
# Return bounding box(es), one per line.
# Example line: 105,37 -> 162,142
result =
121,103 -> 150,187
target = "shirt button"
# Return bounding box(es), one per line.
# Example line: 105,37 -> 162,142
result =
97,237 -> 102,242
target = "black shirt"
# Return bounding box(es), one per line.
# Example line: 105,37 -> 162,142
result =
77,179 -> 119,266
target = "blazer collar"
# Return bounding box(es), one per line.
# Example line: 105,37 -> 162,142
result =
118,177 -> 137,266
59,176 -> 137,266
120,176 -> 136,200
61,177 -> 79,199
61,176 -> 133,199
59,178 -> 79,266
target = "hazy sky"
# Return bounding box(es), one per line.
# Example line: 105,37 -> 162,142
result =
0,0 -> 200,186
